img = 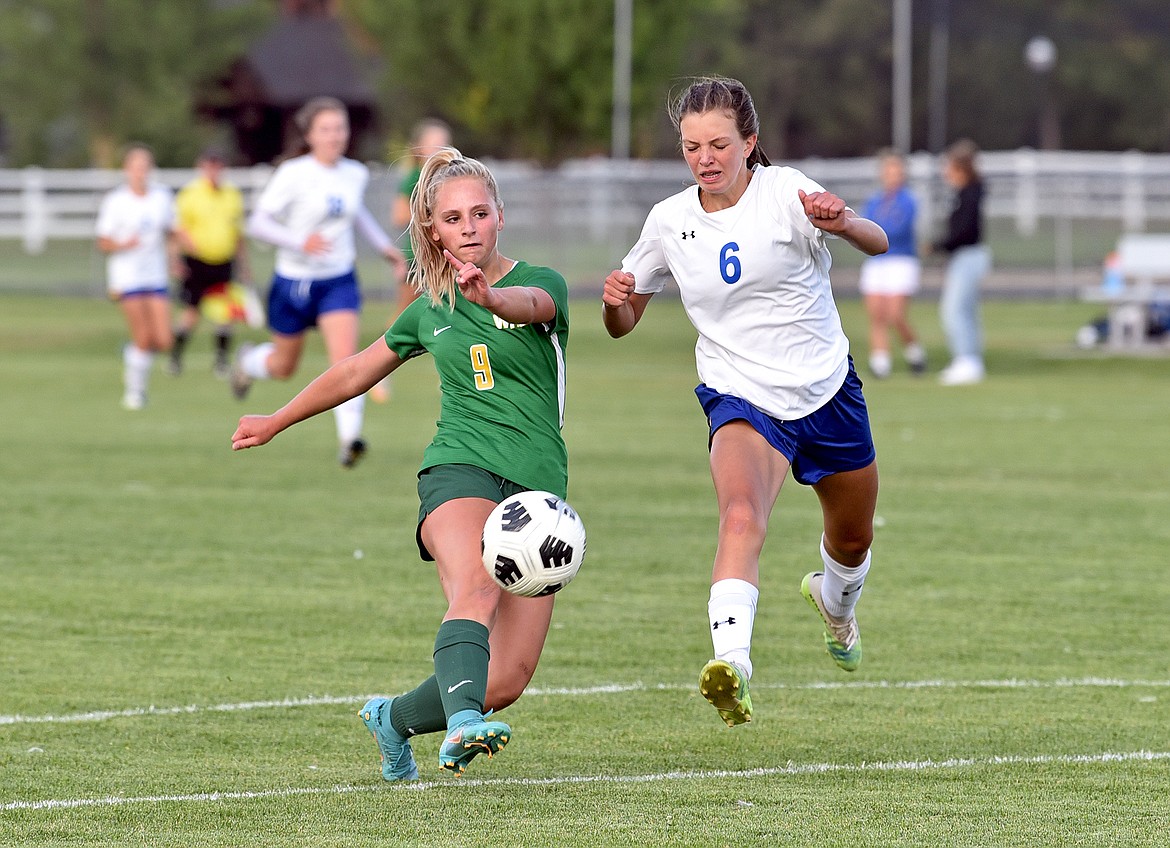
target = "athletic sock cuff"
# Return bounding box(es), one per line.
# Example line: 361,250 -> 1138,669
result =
433,619 -> 490,656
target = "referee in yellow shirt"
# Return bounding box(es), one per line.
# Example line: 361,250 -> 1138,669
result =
169,146 -> 252,378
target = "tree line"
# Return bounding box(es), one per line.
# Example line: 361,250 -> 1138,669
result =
1,0 -> 1168,167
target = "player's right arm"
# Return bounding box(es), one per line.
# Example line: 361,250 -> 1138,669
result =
601,270 -> 652,338
232,337 -> 403,450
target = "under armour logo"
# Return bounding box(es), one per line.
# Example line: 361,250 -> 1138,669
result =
681,230 -> 696,239
711,616 -> 736,630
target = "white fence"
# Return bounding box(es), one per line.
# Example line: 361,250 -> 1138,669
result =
5,150 -> 1170,291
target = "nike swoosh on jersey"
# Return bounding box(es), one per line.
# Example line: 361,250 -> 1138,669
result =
446,679 -> 473,693
433,326 -> 453,336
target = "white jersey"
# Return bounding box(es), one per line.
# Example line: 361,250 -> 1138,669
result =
95,184 -> 174,295
622,164 -> 851,420
252,155 -> 371,280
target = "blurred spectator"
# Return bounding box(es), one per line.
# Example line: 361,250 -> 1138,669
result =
859,149 -> 926,378
931,139 -> 991,386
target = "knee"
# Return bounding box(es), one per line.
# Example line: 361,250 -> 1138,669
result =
485,678 -> 525,712
720,499 -> 768,544
825,529 -> 873,563
485,660 -> 535,712
266,358 -> 296,380
446,579 -> 502,625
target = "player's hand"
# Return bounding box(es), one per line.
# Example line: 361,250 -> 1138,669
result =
602,270 -> 636,308
798,189 -> 849,233
231,414 -> 277,450
384,246 -> 408,284
444,249 -> 492,308
302,232 -> 331,255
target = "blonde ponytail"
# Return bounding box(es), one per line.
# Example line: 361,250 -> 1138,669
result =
408,147 -> 504,309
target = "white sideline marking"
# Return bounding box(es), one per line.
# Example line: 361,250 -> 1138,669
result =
2,677 -> 1168,727
1,677 -> 1166,728
3,750 -> 1168,812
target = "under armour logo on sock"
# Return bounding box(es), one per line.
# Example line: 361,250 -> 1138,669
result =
711,617 -> 736,630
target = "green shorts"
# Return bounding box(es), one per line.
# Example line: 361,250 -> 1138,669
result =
415,464 -> 528,562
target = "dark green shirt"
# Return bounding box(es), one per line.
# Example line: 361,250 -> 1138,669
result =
384,261 -> 570,496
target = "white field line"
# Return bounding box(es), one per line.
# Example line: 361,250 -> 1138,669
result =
1,677 -> 1167,728
4,750 -> 1169,812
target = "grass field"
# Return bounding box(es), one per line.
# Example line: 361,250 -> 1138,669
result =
1,293 -> 1168,847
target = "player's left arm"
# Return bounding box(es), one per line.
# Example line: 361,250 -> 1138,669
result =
798,189 -> 889,256
232,337 -> 403,450
444,250 -> 556,325
355,205 -> 408,281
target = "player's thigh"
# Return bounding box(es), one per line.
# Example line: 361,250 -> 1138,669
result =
119,297 -> 150,345
423,497 -> 501,610
812,461 -> 879,560
142,295 -> 173,349
863,293 -> 887,324
120,295 -> 169,349
317,309 -> 360,364
709,420 -> 790,519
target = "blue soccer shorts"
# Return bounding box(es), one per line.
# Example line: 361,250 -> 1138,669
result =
694,358 -> 876,486
266,269 -> 361,335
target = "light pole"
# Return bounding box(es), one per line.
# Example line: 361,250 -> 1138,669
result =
926,0 -> 949,153
892,0 -> 912,154
612,0 -> 632,160
1025,35 -> 1059,149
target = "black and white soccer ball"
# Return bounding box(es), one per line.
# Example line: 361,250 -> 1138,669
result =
481,490 -> 586,597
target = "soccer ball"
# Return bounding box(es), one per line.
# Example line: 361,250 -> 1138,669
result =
481,490 -> 586,597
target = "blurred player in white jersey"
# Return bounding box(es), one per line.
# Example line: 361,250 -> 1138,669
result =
235,96 -> 407,467
602,77 -> 888,728
95,144 -> 177,410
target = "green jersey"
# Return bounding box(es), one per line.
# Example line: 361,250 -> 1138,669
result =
385,261 -> 570,497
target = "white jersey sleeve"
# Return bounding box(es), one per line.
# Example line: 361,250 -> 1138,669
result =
620,210 -> 674,295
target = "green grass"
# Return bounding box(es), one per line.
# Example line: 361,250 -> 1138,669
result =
1,294 -> 1168,846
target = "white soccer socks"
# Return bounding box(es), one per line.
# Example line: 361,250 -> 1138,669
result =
818,535 -> 870,619
122,344 -> 153,398
707,578 -> 759,679
241,342 -> 275,380
333,394 -> 366,446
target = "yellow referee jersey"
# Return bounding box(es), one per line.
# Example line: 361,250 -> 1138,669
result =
175,176 -> 244,264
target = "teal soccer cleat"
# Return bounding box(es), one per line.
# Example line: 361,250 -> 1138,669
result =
438,711 -> 511,776
698,659 -> 753,727
359,697 -> 419,782
800,572 -> 862,672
